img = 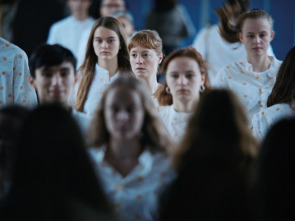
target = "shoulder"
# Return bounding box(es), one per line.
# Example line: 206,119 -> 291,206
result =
0,38 -> 27,59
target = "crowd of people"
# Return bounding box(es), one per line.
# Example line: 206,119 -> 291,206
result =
0,0 -> 295,220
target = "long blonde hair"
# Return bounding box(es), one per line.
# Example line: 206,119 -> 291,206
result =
75,17 -> 131,112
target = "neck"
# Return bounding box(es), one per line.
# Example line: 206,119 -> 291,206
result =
173,98 -> 198,113
98,58 -> 119,78
107,137 -> 142,160
73,12 -> 88,21
247,55 -> 272,72
142,74 -> 159,95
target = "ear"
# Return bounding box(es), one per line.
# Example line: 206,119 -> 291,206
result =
201,74 -> 206,85
28,75 -> 37,90
158,53 -> 163,64
239,32 -> 243,43
270,31 -> 274,41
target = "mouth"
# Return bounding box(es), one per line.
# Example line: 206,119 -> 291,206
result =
101,51 -> 110,54
136,68 -> 145,71
50,90 -> 63,96
177,89 -> 189,94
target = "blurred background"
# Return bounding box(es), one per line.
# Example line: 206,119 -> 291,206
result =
0,0 -> 294,60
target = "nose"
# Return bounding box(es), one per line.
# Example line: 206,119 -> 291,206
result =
101,41 -> 108,48
117,110 -> 129,122
52,74 -> 62,86
136,55 -> 144,64
254,35 -> 261,43
177,75 -> 188,85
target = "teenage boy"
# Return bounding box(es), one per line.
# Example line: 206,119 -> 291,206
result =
28,44 -> 90,134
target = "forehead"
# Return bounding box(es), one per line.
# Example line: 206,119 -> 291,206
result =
94,26 -> 119,38
36,62 -> 75,73
167,57 -> 200,72
130,46 -> 156,53
242,18 -> 272,32
102,0 -> 125,5
106,87 -> 141,105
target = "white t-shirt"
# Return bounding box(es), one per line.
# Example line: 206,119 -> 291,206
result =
159,105 -> 192,143
251,103 -> 294,140
47,16 -> 95,59
0,38 -> 37,108
88,147 -> 175,221
192,24 -> 276,85
70,64 -> 120,117
214,56 -> 282,121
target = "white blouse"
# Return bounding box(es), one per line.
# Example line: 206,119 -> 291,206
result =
88,147 -> 175,221
214,57 -> 282,121
159,105 -> 192,143
70,64 -> 120,117
0,38 -> 37,108
251,103 -> 294,140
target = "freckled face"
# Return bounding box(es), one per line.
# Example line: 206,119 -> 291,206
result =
166,57 -> 205,103
240,18 -> 274,58
93,26 -> 121,62
129,46 -> 163,81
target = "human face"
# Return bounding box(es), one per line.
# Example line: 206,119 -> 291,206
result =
130,46 -> 163,81
104,87 -> 144,140
67,0 -> 92,18
29,62 -> 76,104
117,16 -> 134,39
93,26 -> 121,62
240,18 -> 274,58
166,57 -> 205,104
100,0 -> 125,17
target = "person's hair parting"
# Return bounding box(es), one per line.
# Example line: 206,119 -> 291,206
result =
75,16 -> 131,112
158,47 -> 210,106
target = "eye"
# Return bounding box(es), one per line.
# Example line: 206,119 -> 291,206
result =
108,39 -> 114,43
171,74 -> 178,79
131,54 -> 137,58
186,73 -> 194,79
127,106 -> 136,113
143,53 -> 150,58
43,71 -> 53,78
60,71 -> 69,77
259,33 -> 266,38
247,34 -> 254,39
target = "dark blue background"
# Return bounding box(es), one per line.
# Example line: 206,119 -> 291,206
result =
126,0 -> 295,61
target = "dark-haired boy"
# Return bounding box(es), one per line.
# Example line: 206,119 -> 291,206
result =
28,44 -> 90,134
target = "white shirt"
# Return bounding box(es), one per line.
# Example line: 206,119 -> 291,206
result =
70,64 -> 120,117
47,16 -> 95,59
214,57 -> 282,121
0,38 -> 38,108
192,24 -> 275,85
251,103 -> 294,140
159,105 -> 192,143
71,109 -> 91,137
88,147 -> 175,221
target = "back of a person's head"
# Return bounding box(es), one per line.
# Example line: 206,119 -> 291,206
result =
254,117 -> 295,220
159,89 -> 257,221
29,44 -> 77,78
267,46 -> 295,107
1,103 -> 112,220
175,89 -> 257,171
